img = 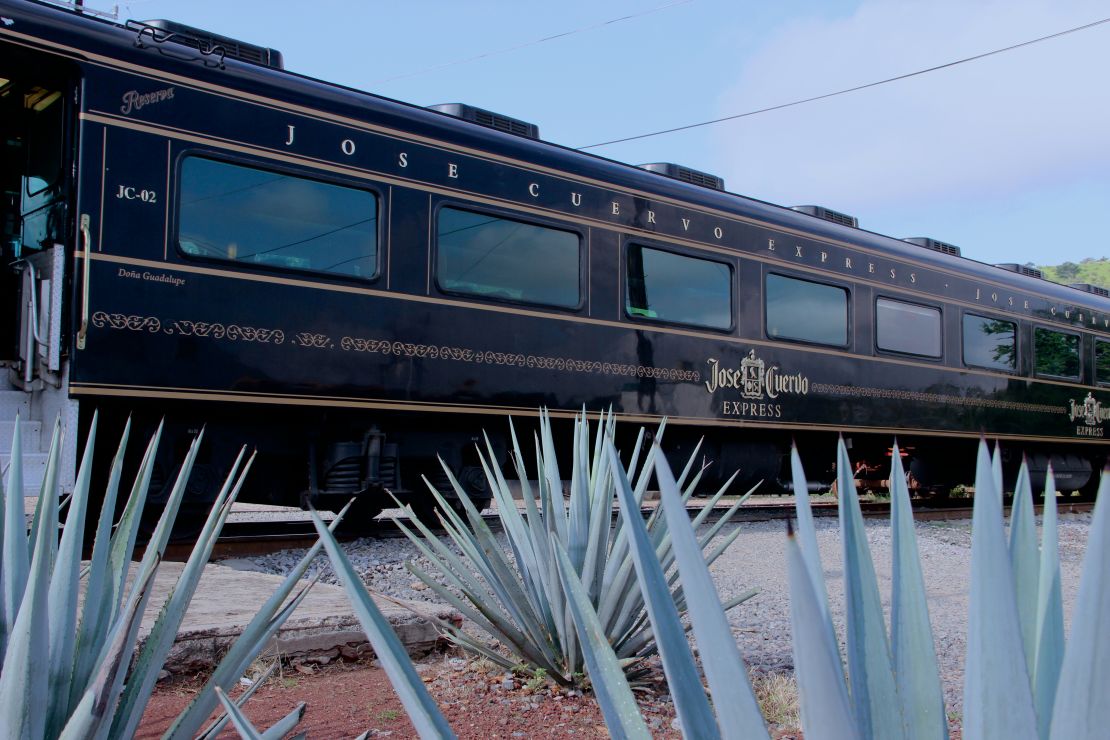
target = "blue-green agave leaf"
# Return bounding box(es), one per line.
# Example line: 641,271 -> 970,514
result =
606,440 -> 720,739
552,540 -> 651,739
786,523 -> 859,740
213,687 -> 266,740
111,449 -> 254,739
1047,469 -> 1108,740
963,439 -> 1037,740
836,438 -> 906,740
1033,468 -> 1063,740
1009,459 -> 1039,677
1,415 -> 28,650
166,501 -> 354,740
790,445 -> 836,651
308,508 -> 455,739
57,553 -> 163,740
0,427 -> 55,740
889,443 -> 947,740
653,444 -> 768,739
197,662 -> 278,740
70,419 -> 131,709
45,416 -> 97,731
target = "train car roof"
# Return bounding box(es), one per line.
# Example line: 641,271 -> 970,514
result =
5,0 -> 1107,313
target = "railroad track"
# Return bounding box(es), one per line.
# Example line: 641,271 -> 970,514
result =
164,497 -> 1096,561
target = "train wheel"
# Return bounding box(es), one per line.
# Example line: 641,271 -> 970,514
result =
333,495 -> 384,535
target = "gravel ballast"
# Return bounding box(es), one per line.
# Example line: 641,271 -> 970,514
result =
235,510 -> 1093,721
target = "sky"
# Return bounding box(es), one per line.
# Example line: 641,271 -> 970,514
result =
84,0 -> 1110,268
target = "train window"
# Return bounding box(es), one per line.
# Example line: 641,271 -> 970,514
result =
765,274 -> 848,346
1034,327 -> 1080,379
962,313 -> 1017,371
1097,340 -> 1110,385
876,298 -> 941,357
178,157 -> 378,279
625,245 -> 732,330
437,206 -> 579,308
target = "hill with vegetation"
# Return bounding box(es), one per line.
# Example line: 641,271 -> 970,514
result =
1037,257 -> 1110,290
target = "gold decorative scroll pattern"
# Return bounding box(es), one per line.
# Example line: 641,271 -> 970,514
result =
811,383 -> 1062,415
340,337 -> 700,381
91,312 -> 285,344
87,313 -> 699,381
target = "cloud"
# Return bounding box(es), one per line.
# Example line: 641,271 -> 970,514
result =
712,0 -> 1110,213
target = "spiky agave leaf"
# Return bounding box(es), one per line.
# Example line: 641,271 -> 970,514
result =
1,415 -> 28,655
0,422 -> 56,739
889,442 -> 947,740
110,449 -> 255,739
836,438 -> 906,740
1032,468 -> 1063,740
789,444 -> 838,664
1048,468 -> 1109,739
308,508 -> 455,739
963,439 -> 1037,740
45,415 -> 98,733
552,540 -> 651,740
1009,459 -> 1039,677
605,439 -> 719,739
214,687 -> 306,740
787,521 -> 860,740
652,443 -> 768,739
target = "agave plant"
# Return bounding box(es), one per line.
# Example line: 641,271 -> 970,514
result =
577,434 -> 1110,740
390,409 -> 758,686
0,414 -> 347,739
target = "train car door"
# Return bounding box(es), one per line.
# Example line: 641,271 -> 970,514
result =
1,40 -> 81,494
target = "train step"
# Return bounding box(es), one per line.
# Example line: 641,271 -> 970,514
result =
0,389 -> 32,420
0,419 -> 44,451
1,450 -> 49,498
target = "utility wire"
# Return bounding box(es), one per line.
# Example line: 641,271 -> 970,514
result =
579,15 -> 1110,150
370,0 -> 694,85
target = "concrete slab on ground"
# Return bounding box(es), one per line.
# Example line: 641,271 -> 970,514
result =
138,560 -> 459,674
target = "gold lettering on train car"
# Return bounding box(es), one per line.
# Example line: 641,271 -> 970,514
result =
340,139 -> 356,155
528,183 -> 539,197
448,163 -> 459,179
868,263 -> 875,273
794,246 -> 803,258
705,351 -> 809,404
612,202 -> 620,215
820,251 -> 828,263
844,257 -> 852,269
571,192 -> 582,207
284,125 -> 295,146
714,227 -> 724,239
398,152 -> 408,168
681,217 -> 691,231
647,210 -> 656,223
768,239 -> 775,251
890,268 -> 896,279
910,273 -> 917,283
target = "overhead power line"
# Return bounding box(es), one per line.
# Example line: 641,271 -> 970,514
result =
371,0 -> 694,85
578,15 -> 1110,150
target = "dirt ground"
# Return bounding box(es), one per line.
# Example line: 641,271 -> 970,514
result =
137,653 -> 695,739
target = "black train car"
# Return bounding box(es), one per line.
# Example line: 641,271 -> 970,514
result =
1,0 -> 1107,528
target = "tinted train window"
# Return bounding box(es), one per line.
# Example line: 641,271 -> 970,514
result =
626,245 -> 732,330
437,207 -> 579,308
962,313 -> 1017,371
1034,327 -> 1080,379
765,274 -> 848,346
876,298 -> 941,357
178,157 -> 378,279
1097,340 -> 1110,385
